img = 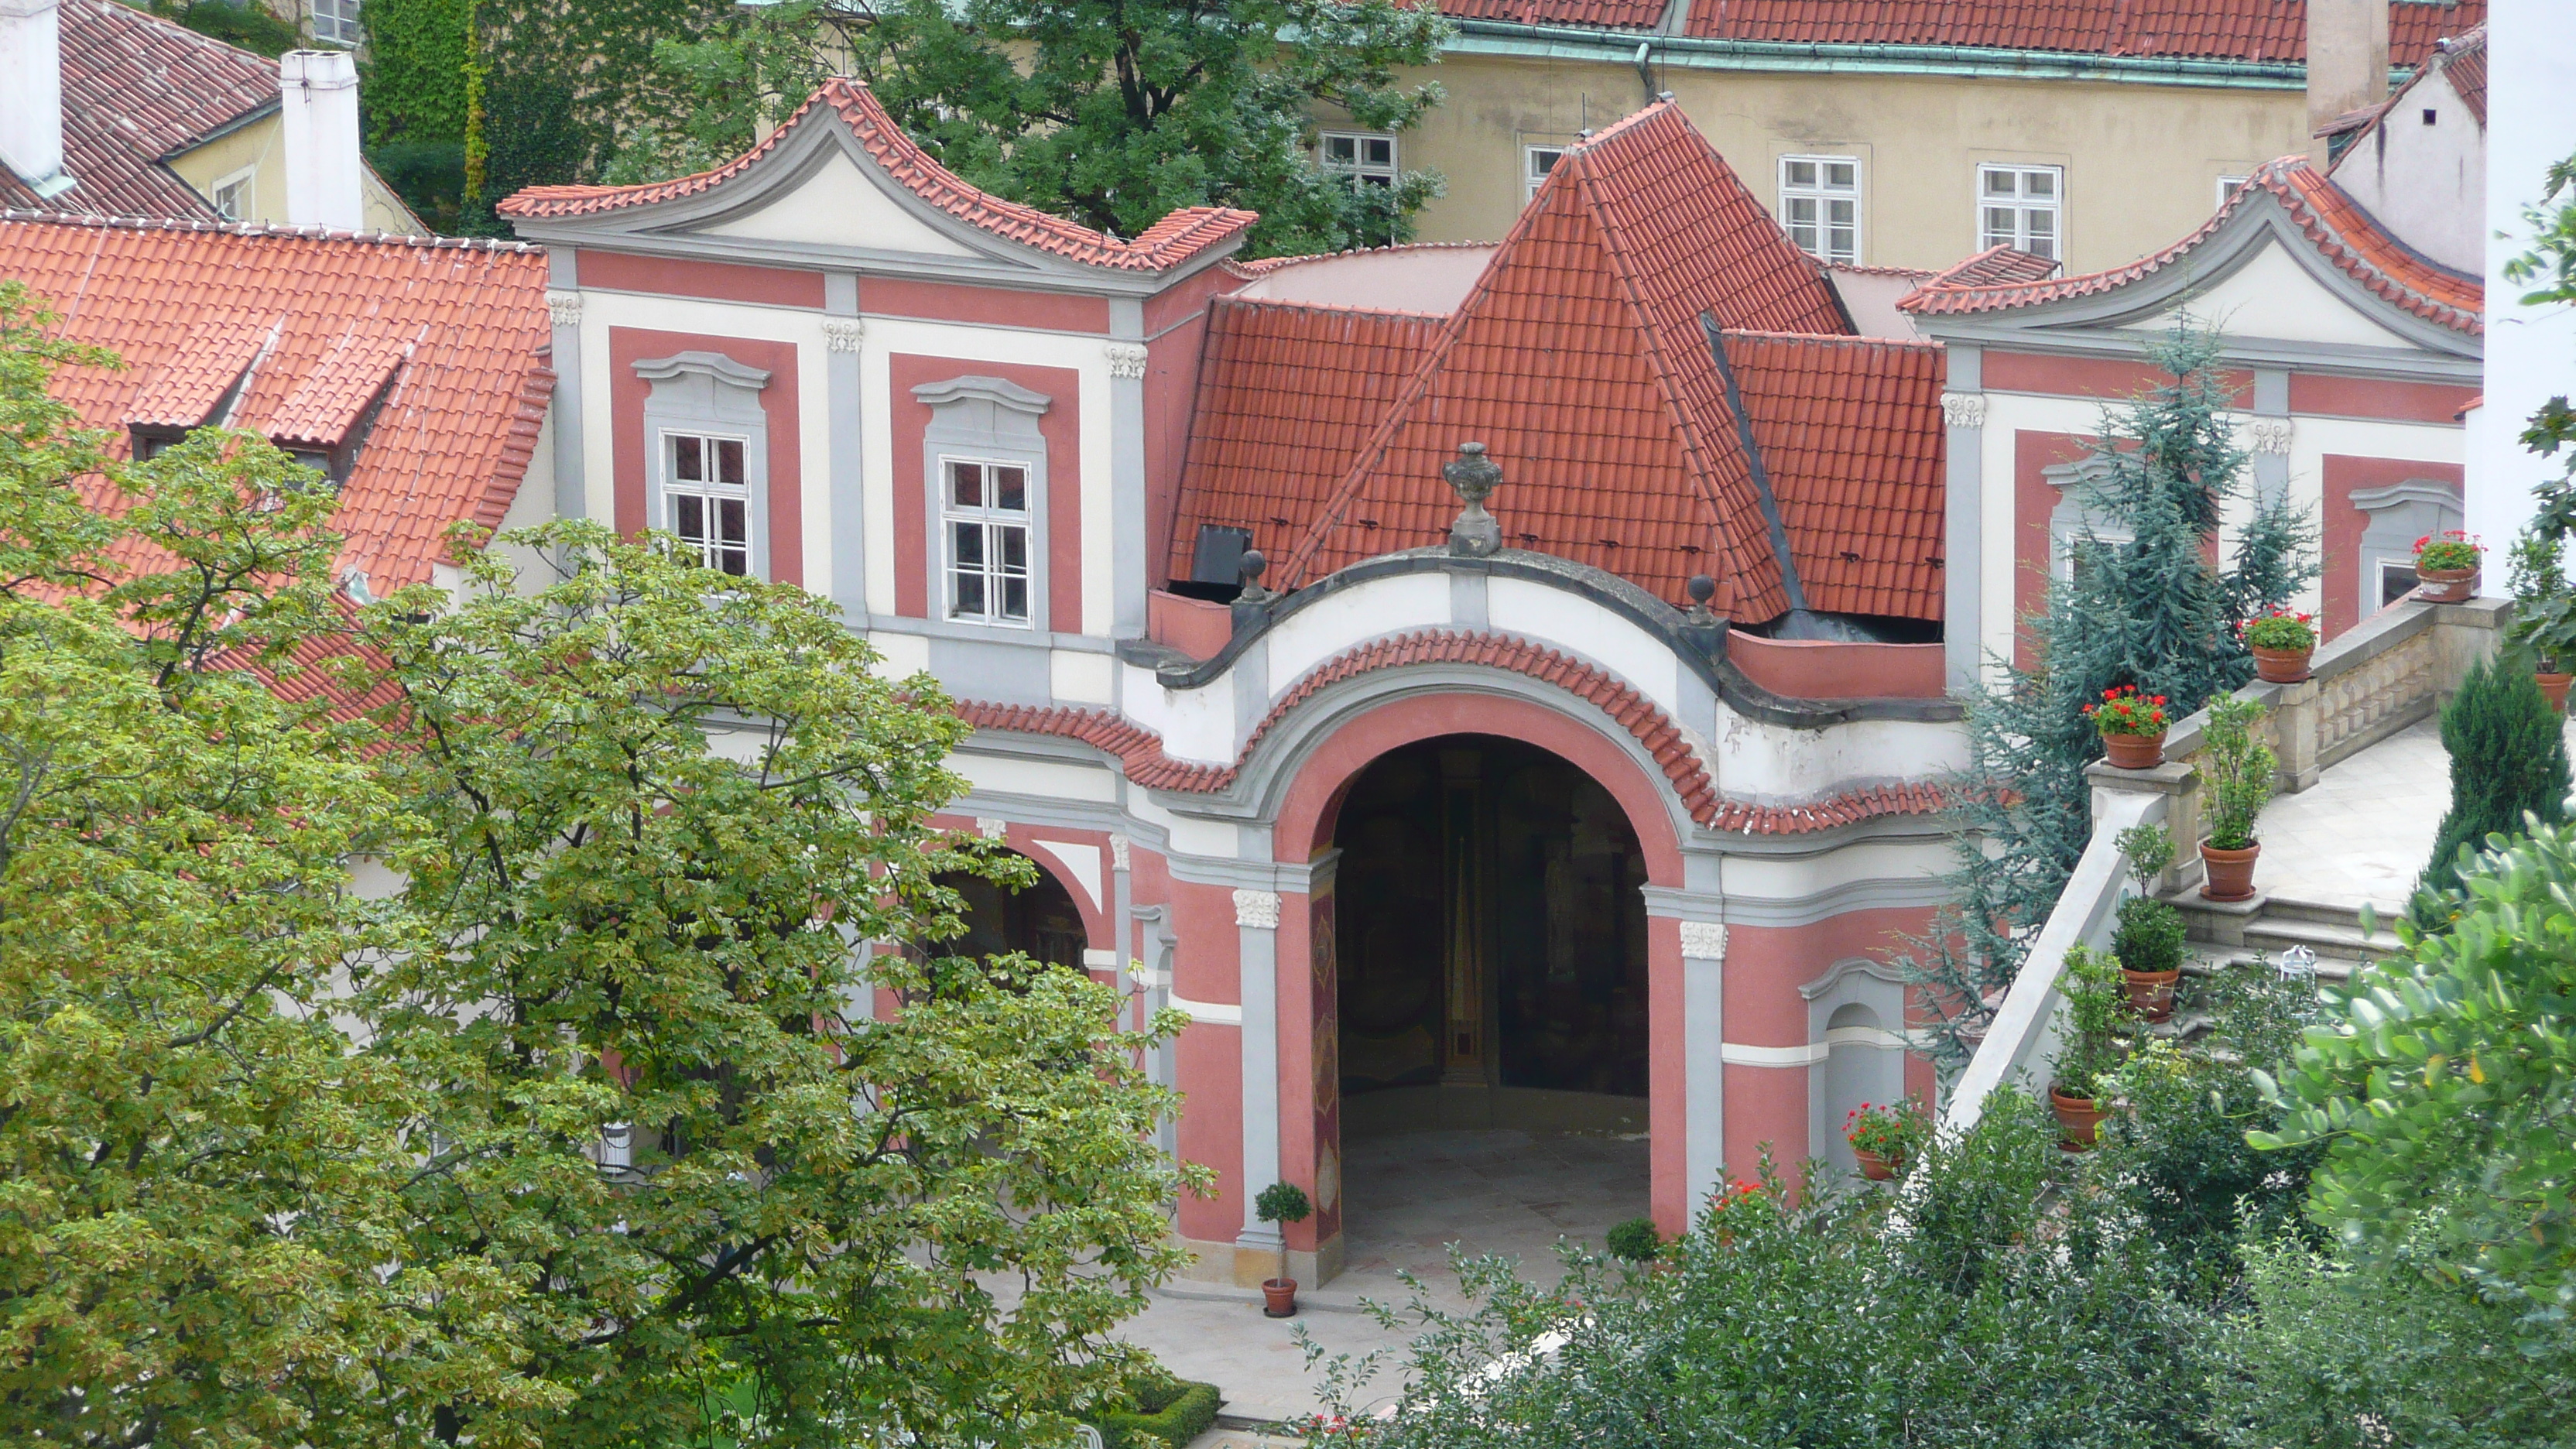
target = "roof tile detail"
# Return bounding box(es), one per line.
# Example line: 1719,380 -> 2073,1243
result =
0,0 -> 279,218
0,215 -> 554,591
960,628 -> 1945,833
1266,101 -> 1858,623
501,78 -> 1254,273
1899,157 -> 2482,335
1675,0 -> 2479,68
1440,0 -> 1667,30
1923,244 -> 2060,289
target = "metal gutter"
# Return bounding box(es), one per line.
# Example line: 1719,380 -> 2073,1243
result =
1444,20 -> 2345,90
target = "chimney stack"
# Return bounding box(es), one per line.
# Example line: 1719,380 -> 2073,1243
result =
281,49 -> 364,231
0,0 -> 67,198
2307,0 -> 2392,167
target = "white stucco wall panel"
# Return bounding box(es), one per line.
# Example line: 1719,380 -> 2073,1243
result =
1121,662 -> 1237,765
1718,838 -> 1954,905
1486,578 -> 1685,720
953,750 -> 1121,803
1710,707 -> 1969,802
1261,573 -> 1452,691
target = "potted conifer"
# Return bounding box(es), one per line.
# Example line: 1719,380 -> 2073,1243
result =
2242,609 -> 2317,683
2508,525 -> 2576,711
2111,822 -> 2184,1022
2050,944 -> 2126,1149
2086,685 -> 2170,770
2413,530 -> 2484,602
2198,695 -> 2276,901
1254,1180 -> 1311,1317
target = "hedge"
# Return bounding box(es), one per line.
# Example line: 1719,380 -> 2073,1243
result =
1091,1378 -> 1221,1449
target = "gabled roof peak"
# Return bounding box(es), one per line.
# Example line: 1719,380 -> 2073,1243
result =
499,78 -> 1255,274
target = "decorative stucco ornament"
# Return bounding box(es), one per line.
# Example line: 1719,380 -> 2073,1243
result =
1444,440 -> 1504,558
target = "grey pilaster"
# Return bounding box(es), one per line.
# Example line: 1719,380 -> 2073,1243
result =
2249,368 -> 2292,505
1941,344 -> 1985,694
544,248 -> 585,521
1680,919 -> 1726,1211
1108,302 -> 1150,640
824,272 -> 868,626
1233,886 -> 1283,1249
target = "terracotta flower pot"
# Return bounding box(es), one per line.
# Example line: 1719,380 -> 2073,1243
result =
1854,1148 -> 1897,1182
2538,671 -> 2573,713
2122,967 -> 2180,1023
1262,1279 -> 1299,1317
2050,1088 -> 2106,1149
2250,644 -> 2313,683
2415,566 -> 2478,603
2201,841 -> 2260,902
2100,729 -> 2167,770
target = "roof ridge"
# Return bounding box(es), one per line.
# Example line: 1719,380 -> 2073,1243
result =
1716,325 -> 1942,351
0,208 -> 543,252
1210,293 -> 1458,324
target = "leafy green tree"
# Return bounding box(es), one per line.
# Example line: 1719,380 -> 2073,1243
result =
2254,820 -> 2576,1336
355,521 -> 1204,1447
2413,656 -> 2571,913
0,286 -> 474,1447
1898,324 -> 2316,1069
622,0 -> 1453,257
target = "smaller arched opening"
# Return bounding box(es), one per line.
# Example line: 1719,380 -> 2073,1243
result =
1804,961 -> 1909,1177
925,851 -> 1089,970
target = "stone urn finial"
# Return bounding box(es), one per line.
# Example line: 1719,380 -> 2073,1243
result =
1444,441 -> 1503,558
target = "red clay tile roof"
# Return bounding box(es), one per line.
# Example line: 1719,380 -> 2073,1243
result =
0,0 -> 279,218
963,629 -> 1947,833
502,78 -> 1255,273
1674,0 -> 2480,68
1717,330 -> 1946,619
1166,300 -> 1445,582
1261,101 -> 1858,622
1924,245 -> 2059,289
0,214 -> 554,591
2438,26 -> 2486,122
1440,0 -> 1667,29
1899,156 -> 2482,335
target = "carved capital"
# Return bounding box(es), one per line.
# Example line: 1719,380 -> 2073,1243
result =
1109,834 -> 1132,872
2247,416 -> 2294,455
1105,343 -> 1149,380
1677,920 -> 1727,960
822,317 -> 865,354
1940,391 -> 1987,430
545,289 -> 583,328
975,817 -> 1007,842
1232,888 -> 1280,930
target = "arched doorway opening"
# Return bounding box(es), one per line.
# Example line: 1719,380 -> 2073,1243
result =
928,852 -> 1088,970
1330,734 -> 1651,1274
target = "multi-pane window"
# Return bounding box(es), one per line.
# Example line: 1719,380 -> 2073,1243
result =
311,0 -> 361,45
666,432 -> 751,576
1978,163 -> 2063,262
211,168 -> 254,221
1525,145 -> 1566,200
1779,156 -> 1861,264
944,458 -> 1031,625
1320,132 -> 1398,187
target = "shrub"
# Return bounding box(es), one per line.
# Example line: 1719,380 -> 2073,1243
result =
2052,944 -> 2128,1099
2201,695 -> 2276,850
2414,655 -> 2571,911
1604,1217 -> 1662,1262
1093,1376 -> 1222,1449
2112,896 -> 2187,976
154,0 -> 300,57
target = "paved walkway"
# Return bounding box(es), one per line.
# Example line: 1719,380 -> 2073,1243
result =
1113,1126 -> 1652,1427
2257,717 -> 2448,914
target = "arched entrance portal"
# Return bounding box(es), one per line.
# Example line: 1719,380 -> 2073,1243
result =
1329,734 -> 1652,1273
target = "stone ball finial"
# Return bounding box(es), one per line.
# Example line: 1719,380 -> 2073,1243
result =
1684,574 -> 1722,625
1236,547 -> 1273,605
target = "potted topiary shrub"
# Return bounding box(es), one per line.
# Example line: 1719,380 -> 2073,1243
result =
1253,1180 -> 1311,1317
2198,695 -> 2276,901
2085,684 -> 2170,770
2507,524 -> 2576,711
2050,944 -> 2127,1149
2412,529 -> 2484,602
1605,1215 -> 1663,1263
1844,1096 -> 1928,1180
2111,821 -> 2184,1022
2242,609 -> 2317,683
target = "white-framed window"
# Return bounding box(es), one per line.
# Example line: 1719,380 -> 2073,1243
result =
1779,156 -> 1861,264
1524,144 -> 1567,200
665,431 -> 752,576
1978,163 -> 2063,262
2216,175 -> 2251,210
1320,131 -> 1398,188
943,458 -> 1033,626
211,166 -> 255,221
311,0 -> 361,46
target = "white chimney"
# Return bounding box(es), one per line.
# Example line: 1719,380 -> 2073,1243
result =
280,49 -> 364,231
2308,0 -> 2393,167
0,0 -> 68,198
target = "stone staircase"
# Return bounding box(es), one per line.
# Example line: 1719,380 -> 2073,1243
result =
2168,889 -> 2406,987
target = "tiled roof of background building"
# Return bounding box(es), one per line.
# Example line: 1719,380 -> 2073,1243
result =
0,0 -> 279,218
0,215 -> 554,591
2438,26 -> 2486,120
1440,0 -> 1670,29
502,79 -> 1255,272
1266,101 -> 1873,623
1166,300 -> 1445,583
1898,156 -> 2482,334
1923,245 -> 2060,289
1673,0 -> 2478,67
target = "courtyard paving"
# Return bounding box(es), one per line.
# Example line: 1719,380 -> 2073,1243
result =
1118,1125 -> 1652,1427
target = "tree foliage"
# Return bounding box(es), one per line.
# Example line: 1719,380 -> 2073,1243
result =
2255,820 -> 2576,1337
2413,656 -> 2571,910
619,0 -> 1453,257
1896,323 -> 2316,1069
354,522 -> 1206,1446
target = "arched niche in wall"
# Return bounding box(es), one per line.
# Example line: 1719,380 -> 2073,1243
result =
1800,957 -> 1909,1176
2352,478 -> 2464,613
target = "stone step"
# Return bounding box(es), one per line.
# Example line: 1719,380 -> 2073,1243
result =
2257,893 -> 2398,931
2240,914 -> 2403,966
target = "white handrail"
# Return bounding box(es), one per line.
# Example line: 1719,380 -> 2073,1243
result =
1941,788 -> 2165,1136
